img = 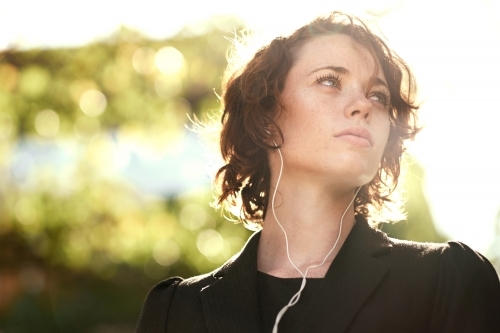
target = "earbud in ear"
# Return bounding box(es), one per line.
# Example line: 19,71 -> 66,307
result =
261,119 -> 271,136
267,129 -> 278,147
261,120 -> 277,146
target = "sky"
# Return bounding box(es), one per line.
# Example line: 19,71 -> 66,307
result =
1,0 -> 500,253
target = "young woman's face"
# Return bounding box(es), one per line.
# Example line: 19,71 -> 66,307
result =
275,34 -> 391,188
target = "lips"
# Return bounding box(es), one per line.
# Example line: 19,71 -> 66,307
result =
334,126 -> 374,147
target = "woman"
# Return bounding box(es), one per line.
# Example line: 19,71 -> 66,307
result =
136,12 -> 500,333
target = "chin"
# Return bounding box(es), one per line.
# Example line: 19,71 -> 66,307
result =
334,155 -> 380,184
331,165 -> 379,189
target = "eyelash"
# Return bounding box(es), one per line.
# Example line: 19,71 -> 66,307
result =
316,73 -> 391,107
316,73 -> 342,88
371,90 -> 391,107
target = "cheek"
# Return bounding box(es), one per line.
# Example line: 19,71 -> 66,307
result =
377,113 -> 391,142
383,124 -> 391,149
280,95 -> 320,138
382,125 -> 397,155
372,119 -> 391,162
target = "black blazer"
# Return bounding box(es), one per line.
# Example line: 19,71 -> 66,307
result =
136,218 -> 500,333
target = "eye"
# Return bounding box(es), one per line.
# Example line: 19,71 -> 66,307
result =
369,90 -> 391,107
316,73 -> 342,88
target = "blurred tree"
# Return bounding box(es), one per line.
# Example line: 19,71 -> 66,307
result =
0,16 -> 252,333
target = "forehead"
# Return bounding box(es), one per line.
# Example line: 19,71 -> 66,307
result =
292,34 -> 385,81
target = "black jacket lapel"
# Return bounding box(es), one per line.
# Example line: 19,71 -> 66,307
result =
200,232 -> 262,333
200,218 -> 392,333
295,218 -> 392,333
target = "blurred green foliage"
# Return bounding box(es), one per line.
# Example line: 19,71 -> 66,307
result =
0,16 -> 446,333
0,17 -> 252,332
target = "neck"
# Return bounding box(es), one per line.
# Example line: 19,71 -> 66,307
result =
257,172 -> 359,278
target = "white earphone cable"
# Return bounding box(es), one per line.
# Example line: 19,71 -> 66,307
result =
271,144 -> 361,333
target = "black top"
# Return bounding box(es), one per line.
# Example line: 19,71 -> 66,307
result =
257,272 -> 324,333
136,217 -> 500,333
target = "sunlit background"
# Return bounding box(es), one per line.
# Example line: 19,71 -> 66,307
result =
1,0 -> 500,332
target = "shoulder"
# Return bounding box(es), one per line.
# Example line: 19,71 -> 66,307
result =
142,276 -> 184,308
149,276 -> 184,293
411,240 -> 500,331
370,232 -> 448,272
136,270 -> 222,332
430,240 -> 500,292
142,268 -> 220,303
388,236 -> 499,277
389,238 -> 500,310
439,241 -> 499,275
136,277 -> 183,332
175,270 -> 218,295
383,236 -> 500,329
379,235 -> 500,289
169,249 -> 245,300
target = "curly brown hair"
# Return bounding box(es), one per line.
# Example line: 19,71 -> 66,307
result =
214,12 -> 420,229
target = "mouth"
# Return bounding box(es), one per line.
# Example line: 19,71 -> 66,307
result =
334,126 -> 374,148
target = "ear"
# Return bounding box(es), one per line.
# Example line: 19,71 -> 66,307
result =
261,120 -> 272,137
261,113 -> 284,148
261,125 -> 272,148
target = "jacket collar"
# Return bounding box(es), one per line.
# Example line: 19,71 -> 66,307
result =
294,216 -> 392,333
200,231 -> 262,333
200,216 -> 392,333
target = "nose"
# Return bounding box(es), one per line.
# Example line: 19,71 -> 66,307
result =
344,88 -> 372,121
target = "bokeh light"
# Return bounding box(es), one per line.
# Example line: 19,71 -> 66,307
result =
152,239 -> 180,266
132,47 -> 156,74
155,46 -> 185,75
34,109 -> 60,137
196,229 -> 224,258
79,89 -> 107,117
180,203 -> 212,230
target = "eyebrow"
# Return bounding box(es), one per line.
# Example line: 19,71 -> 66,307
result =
307,65 -> 389,90
308,65 -> 349,76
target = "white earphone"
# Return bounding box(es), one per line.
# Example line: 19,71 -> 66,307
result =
269,141 -> 361,333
